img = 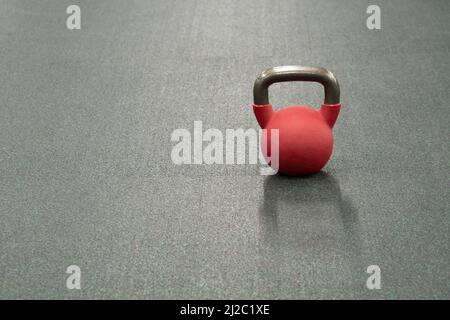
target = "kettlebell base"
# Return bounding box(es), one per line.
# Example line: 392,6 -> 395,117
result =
272,161 -> 329,176
276,169 -> 323,176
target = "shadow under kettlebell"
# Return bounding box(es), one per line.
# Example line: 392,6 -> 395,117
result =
255,172 -> 364,297
258,171 -> 361,251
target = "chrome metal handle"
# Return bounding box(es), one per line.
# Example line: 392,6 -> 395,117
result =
253,66 -> 340,105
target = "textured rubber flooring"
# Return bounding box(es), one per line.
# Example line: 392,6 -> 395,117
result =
0,0 -> 449,299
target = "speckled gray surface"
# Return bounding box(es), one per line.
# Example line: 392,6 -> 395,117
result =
0,0 -> 449,299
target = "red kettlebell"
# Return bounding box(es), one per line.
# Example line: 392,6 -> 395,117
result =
253,66 -> 341,175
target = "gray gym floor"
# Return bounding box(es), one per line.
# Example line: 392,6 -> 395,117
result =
1,0 -> 449,299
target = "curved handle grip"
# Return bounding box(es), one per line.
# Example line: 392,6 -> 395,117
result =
253,66 -> 340,105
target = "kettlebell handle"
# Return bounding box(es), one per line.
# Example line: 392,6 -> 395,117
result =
253,66 -> 340,105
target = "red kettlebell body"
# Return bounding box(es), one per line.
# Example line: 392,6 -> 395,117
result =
254,103 -> 340,175
253,66 -> 341,175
